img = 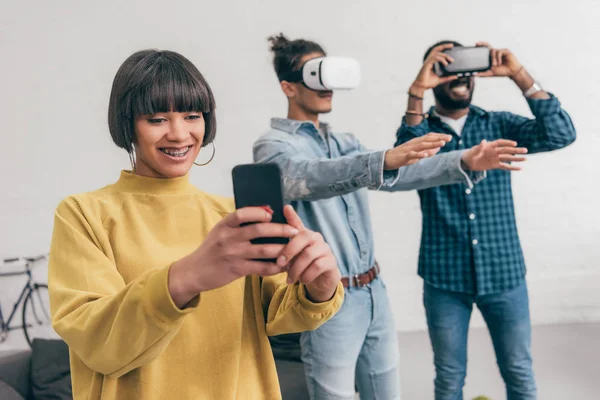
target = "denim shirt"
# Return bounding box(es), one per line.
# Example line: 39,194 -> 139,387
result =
253,118 -> 484,278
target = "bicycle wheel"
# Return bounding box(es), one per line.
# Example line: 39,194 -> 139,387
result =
0,307 -> 7,343
22,283 -> 60,347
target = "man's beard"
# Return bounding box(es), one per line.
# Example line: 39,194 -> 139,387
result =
433,85 -> 473,110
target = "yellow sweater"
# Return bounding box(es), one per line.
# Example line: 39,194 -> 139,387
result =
48,171 -> 343,400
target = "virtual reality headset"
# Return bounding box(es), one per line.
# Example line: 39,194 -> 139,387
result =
279,56 -> 361,91
434,46 -> 492,77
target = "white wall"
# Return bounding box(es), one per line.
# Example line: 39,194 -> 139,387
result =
1,0 -> 599,349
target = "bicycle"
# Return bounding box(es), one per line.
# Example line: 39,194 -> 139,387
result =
0,254 -> 60,347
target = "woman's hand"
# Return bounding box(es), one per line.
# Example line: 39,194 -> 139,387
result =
169,207 -> 300,307
276,206 -> 341,303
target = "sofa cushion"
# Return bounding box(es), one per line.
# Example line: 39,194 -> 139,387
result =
0,350 -> 32,399
0,380 -> 26,400
270,333 -> 302,362
30,339 -> 71,400
275,358 -> 309,400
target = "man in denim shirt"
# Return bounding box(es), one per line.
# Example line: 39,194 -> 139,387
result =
395,41 -> 576,400
254,34 -> 529,400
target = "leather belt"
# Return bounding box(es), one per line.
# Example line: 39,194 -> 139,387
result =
341,263 -> 380,288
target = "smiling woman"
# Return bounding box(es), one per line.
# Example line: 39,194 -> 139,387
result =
46,49 -> 344,400
107,50 -> 216,178
132,111 -> 205,177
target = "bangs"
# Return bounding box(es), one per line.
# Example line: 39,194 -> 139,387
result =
128,55 -> 213,117
109,49 -> 218,153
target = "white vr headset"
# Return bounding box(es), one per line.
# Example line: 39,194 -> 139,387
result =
280,56 -> 361,91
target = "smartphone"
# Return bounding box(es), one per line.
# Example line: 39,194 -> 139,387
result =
434,46 -> 491,77
231,163 -> 289,251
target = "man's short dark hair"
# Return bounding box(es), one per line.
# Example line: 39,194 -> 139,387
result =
108,49 -> 217,154
423,40 -> 463,61
267,33 -> 326,81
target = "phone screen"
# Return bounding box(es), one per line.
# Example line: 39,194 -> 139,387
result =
436,46 -> 491,76
232,163 -> 289,247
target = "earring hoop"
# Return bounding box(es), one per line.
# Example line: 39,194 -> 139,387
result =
194,141 -> 216,166
128,147 -> 136,172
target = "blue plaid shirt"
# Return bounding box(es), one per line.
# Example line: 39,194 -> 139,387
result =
395,94 -> 576,295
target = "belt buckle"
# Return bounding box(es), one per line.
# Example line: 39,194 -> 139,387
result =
354,274 -> 363,287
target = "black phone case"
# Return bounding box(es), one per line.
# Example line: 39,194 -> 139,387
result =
435,46 -> 492,77
232,163 -> 289,251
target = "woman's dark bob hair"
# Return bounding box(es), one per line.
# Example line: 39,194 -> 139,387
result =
108,49 -> 216,153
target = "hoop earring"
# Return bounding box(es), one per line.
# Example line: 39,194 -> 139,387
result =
128,148 -> 136,172
194,141 -> 216,167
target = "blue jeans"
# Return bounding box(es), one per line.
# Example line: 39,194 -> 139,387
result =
300,278 -> 400,400
423,282 -> 537,400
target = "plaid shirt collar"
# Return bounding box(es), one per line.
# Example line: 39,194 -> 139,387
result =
426,105 -> 489,121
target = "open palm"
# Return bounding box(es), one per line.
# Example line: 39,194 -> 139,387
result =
462,139 -> 528,171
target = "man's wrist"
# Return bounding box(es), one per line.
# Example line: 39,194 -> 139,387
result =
510,66 -> 535,92
409,83 -> 426,98
383,149 -> 398,171
460,151 -> 473,171
383,150 -> 390,170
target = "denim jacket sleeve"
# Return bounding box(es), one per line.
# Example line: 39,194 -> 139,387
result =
253,133 -> 482,202
253,136 -> 389,202
378,150 -> 483,191
393,119 -> 485,189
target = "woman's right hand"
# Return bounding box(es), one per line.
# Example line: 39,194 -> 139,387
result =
168,207 -> 300,307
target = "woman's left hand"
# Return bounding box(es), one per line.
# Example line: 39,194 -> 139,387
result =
276,205 -> 341,303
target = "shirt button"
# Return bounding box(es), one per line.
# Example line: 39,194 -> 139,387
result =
466,189 -> 472,195
458,140 -> 463,145
469,213 -> 476,220
472,239 -> 479,246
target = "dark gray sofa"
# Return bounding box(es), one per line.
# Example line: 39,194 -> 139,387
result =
274,358 -> 309,399
0,349 -> 32,399
0,339 -> 72,400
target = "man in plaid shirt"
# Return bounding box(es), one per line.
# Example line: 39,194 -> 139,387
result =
395,40 -> 576,400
